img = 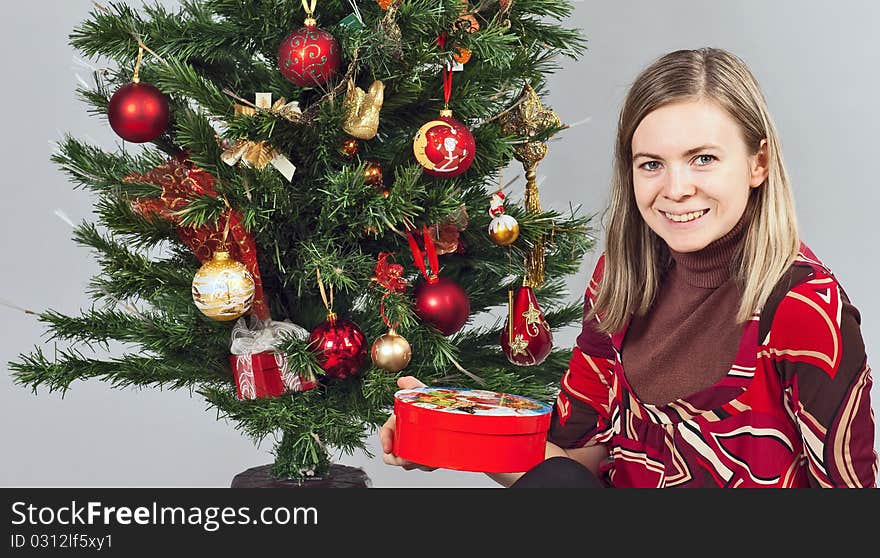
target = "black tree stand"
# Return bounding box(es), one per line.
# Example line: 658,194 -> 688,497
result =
230,464 -> 371,488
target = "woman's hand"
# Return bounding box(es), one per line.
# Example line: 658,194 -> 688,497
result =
379,376 -> 438,472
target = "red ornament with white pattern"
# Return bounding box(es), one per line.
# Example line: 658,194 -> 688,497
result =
412,32 -> 475,178
413,110 -> 475,178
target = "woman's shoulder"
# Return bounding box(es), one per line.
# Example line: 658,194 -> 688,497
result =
764,242 -> 839,303
764,243 -> 835,309
760,242 -> 861,375
791,242 -> 836,277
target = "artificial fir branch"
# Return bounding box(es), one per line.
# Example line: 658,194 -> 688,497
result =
10,344 -> 225,395
170,109 -> 228,177
150,59 -> 233,116
52,136 -> 166,197
93,196 -> 176,250
72,222 -> 194,306
39,306 -> 229,358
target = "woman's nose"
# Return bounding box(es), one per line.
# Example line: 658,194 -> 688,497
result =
663,167 -> 697,200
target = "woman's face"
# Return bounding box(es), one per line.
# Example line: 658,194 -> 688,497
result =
631,98 -> 768,253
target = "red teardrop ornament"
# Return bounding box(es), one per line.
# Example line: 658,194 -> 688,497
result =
500,286 -> 553,366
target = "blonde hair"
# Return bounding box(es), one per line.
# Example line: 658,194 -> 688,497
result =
588,47 -> 800,334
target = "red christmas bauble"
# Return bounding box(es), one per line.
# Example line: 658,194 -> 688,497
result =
108,82 -> 169,143
413,276 -> 470,336
500,287 -> 553,366
413,113 -> 475,178
308,314 -> 367,380
277,23 -> 341,88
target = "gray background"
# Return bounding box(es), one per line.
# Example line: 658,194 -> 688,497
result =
2,1 -> 877,487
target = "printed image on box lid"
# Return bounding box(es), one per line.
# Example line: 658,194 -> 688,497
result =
394,387 -> 552,416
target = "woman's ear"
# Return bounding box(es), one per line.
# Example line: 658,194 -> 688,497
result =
749,139 -> 769,188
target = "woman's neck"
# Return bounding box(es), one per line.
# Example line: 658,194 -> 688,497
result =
667,211 -> 750,289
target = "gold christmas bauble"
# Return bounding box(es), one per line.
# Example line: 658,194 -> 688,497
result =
488,214 -> 520,246
191,250 -> 255,321
370,329 -> 412,372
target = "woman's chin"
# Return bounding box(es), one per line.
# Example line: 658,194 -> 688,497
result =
660,234 -> 712,253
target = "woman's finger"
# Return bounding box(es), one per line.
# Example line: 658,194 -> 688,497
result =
378,415 -> 396,454
397,376 -> 427,389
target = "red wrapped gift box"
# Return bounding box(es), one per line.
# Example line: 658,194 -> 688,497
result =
229,352 -> 317,400
392,387 -> 552,473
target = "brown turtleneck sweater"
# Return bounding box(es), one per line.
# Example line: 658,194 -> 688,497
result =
621,214 -> 749,406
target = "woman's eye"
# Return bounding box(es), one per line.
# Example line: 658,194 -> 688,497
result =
640,161 -> 661,171
695,154 -> 716,166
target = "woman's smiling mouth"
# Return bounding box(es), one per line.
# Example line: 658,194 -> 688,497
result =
660,208 -> 710,224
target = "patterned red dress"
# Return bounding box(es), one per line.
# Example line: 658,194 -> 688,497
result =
549,245 -> 878,487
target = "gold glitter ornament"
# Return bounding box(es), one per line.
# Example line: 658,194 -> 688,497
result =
343,79 -> 384,140
370,328 -> 412,372
191,250 -> 255,321
378,4 -> 404,60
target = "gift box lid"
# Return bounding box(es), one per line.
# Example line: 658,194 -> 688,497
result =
393,386 -> 552,436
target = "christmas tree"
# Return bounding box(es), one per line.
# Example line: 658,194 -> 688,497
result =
9,0 -> 593,482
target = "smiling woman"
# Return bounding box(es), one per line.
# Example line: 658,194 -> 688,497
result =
533,47 -> 877,488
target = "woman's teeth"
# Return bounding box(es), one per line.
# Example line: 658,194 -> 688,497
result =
662,209 -> 708,223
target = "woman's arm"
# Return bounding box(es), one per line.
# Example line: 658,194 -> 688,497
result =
486,442 -> 608,487
771,276 -> 877,487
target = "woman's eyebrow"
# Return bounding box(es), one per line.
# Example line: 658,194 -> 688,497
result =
632,144 -> 722,161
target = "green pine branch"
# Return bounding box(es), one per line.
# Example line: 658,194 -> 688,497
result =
38,306 -> 228,357
52,135 -> 166,197
72,222 -> 195,306
10,344 -> 225,395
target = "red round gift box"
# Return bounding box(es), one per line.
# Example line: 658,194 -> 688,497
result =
392,387 -> 552,473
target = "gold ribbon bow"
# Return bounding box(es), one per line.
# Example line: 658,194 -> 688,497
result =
222,93 -> 298,181
231,91 -> 303,122
221,139 -> 278,170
